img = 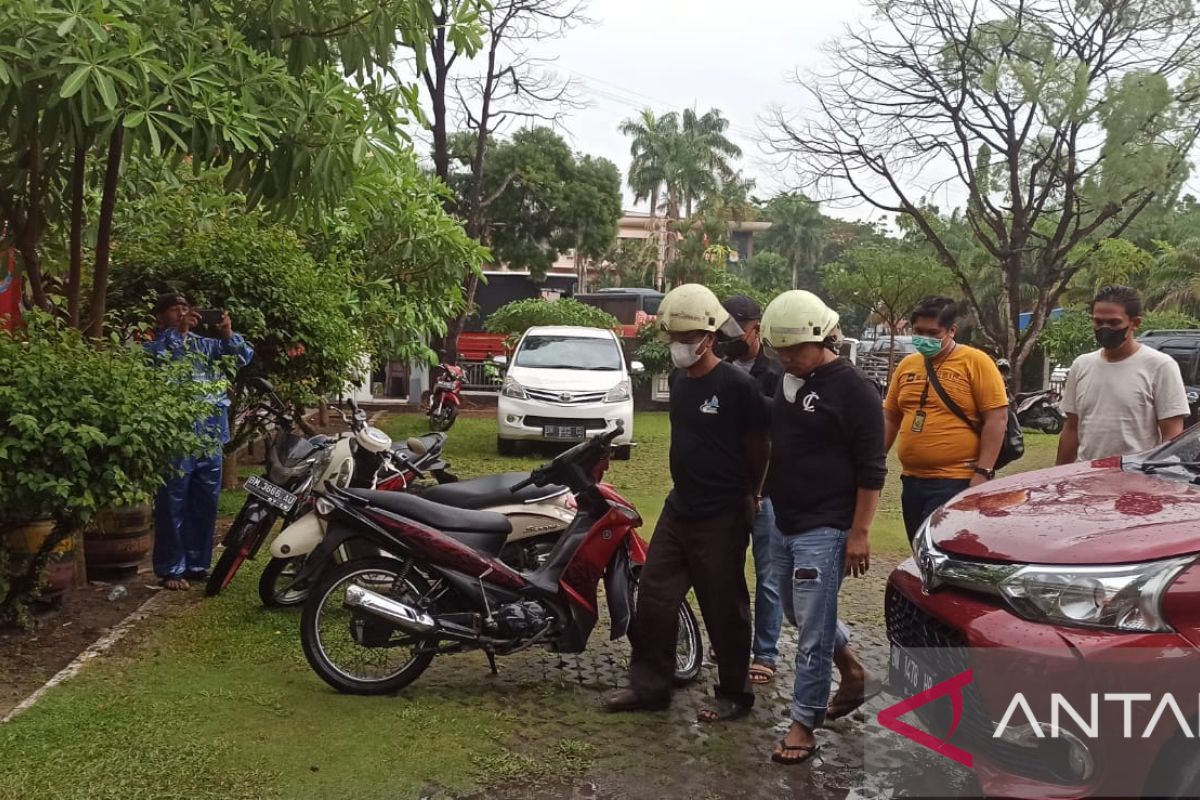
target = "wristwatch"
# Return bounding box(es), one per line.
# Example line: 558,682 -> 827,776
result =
974,466 -> 996,480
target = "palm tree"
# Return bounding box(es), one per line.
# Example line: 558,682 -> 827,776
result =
678,108 -> 741,219
1149,239 -> 1200,314
620,109 -> 677,221
761,193 -> 825,290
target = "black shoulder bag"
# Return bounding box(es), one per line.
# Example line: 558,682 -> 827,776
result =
924,359 -> 1024,471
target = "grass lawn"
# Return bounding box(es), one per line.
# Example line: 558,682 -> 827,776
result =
0,411 -> 1061,800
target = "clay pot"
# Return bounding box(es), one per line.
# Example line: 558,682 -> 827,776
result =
85,503 -> 153,574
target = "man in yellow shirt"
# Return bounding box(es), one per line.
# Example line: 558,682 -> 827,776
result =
883,297 -> 1009,541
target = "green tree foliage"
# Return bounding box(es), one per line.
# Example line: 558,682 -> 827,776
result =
1148,239 -> 1200,315
0,315 -> 211,623
455,128 -> 622,281
106,178 -> 369,449
1064,238 -> 1155,305
758,194 -> 824,290
823,243 -> 954,369
772,0 -> 1200,387
1041,307 -> 1200,366
484,298 -> 620,346
594,238 -> 658,290
741,251 -> 790,295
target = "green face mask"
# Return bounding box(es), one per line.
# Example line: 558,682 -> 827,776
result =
913,335 -> 945,358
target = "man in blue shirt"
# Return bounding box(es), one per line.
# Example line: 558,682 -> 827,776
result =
146,292 -> 254,590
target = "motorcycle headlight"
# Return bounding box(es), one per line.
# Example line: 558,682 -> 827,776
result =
604,380 -> 632,403
501,376 -> 527,399
999,556 -> 1194,633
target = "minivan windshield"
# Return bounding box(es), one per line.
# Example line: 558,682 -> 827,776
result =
514,335 -> 623,370
1133,427 -> 1200,475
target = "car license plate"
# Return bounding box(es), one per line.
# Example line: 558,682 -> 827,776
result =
543,424 -> 587,440
244,475 -> 298,514
890,643 -> 938,697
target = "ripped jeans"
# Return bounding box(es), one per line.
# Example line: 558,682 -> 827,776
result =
773,525 -> 851,729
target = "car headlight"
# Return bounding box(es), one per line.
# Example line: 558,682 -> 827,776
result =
999,556 -> 1194,632
604,380 -> 631,403
1187,389 -> 1199,404
501,376 -> 527,399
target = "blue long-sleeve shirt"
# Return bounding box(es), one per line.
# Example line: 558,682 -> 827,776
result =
145,328 -> 255,446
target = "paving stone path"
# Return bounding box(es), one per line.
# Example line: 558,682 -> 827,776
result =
394,552 -> 978,799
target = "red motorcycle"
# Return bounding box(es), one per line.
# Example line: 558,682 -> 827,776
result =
296,424 -> 703,695
427,363 -> 464,431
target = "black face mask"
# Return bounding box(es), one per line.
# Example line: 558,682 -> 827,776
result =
1095,326 -> 1130,351
715,338 -> 751,361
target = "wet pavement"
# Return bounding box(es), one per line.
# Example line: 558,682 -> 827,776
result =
401,553 -> 978,799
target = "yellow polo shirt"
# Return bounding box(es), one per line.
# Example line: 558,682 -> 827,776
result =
884,344 -> 1009,479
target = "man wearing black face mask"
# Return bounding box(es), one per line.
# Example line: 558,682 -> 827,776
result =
719,295 -> 784,685
1057,285 -> 1190,464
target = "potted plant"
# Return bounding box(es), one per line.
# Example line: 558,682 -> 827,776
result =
0,316 -> 211,626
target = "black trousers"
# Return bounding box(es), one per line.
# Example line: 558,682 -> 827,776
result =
901,476 -> 971,542
627,502 -> 754,705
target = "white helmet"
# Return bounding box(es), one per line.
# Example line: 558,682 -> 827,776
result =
656,284 -> 743,339
761,290 -> 840,348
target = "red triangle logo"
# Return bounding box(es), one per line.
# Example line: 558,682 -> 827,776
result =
877,669 -> 975,767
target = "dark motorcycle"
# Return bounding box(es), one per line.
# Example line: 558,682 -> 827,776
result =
1014,388 -> 1064,434
428,363 -> 464,432
295,423 -> 703,695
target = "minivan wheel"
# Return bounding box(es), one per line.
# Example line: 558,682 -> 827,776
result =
613,444 -> 632,461
497,436 -> 519,456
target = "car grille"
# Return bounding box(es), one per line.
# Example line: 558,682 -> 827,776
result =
523,416 -> 607,430
885,587 -> 1079,785
525,388 -> 609,404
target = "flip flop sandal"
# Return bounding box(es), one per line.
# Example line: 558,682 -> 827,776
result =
826,680 -> 884,720
158,577 -> 190,591
749,662 -> 775,685
697,697 -> 753,724
772,741 -> 821,765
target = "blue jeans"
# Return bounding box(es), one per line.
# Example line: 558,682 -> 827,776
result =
750,499 -> 783,667
774,526 -> 851,730
901,476 -> 971,542
154,453 -> 223,578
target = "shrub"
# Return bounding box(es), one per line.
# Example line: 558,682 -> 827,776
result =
0,316 -> 210,625
1041,307 -> 1200,366
485,298 -> 619,347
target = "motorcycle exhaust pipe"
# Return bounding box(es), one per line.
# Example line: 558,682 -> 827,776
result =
343,584 -> 437,634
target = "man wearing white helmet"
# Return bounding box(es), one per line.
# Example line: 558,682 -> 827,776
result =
606,283 -> 768,723
760,290 -> 886,765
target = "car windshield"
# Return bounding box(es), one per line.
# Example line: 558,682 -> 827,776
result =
1135,427 -> 1200,474
514,335 -> 622,370
870,338 -> 915,355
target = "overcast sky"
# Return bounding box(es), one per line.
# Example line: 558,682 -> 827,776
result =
532,0 -> 883,224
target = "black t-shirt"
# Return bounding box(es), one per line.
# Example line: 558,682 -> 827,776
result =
768,358 -> 887,534
665,361 -> 768,518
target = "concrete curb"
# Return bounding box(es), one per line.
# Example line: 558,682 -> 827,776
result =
2,590 -> 169,723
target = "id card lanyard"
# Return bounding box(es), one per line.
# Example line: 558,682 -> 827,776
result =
912,342 -> 955,432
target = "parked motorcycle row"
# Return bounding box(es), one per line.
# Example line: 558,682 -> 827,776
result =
210,379 -> 702,695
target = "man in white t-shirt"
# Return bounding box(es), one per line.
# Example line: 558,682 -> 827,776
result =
1057,285 -> 1190,464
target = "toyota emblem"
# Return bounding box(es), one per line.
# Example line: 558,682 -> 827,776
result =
559,392 -> 573,402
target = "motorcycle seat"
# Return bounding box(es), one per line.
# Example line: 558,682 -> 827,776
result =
346,489 -> 513,539
420,472 -> 568,510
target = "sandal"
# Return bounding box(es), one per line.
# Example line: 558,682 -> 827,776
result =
697,696 -> 753,724
158,576 -> 190,591
826,678 -> 883,720
772,740 -> 821,765
749,661 -> 775,685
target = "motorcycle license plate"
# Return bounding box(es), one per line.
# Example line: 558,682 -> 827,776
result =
543,424 -> 587,440
244,475 -> 298,514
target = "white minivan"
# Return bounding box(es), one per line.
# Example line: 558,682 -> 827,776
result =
496,326 -> 640,459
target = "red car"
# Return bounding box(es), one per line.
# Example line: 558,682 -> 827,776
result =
886,428 -> 1200,798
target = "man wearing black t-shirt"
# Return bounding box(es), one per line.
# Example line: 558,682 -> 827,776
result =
606,284 -> 768,723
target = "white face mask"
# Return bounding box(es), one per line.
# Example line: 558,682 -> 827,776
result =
783,373 -> 806,403
669,341 -> 702,369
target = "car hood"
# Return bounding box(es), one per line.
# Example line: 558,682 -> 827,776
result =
929,458 -> 1200,564
508,366 -> 625,392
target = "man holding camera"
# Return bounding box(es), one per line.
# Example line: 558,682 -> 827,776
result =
147,292 -> 254,590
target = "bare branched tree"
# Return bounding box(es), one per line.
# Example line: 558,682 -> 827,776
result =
766,0 -> 1200,389
420,0 -> 586,361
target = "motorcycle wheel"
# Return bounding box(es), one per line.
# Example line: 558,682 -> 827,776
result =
673,600 -> 703,686
1041,414 -> 1064,435
300,557 -> 437,695
258,556 -> 312,608
205,505 -> 273,597
429,403 -> 455,432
